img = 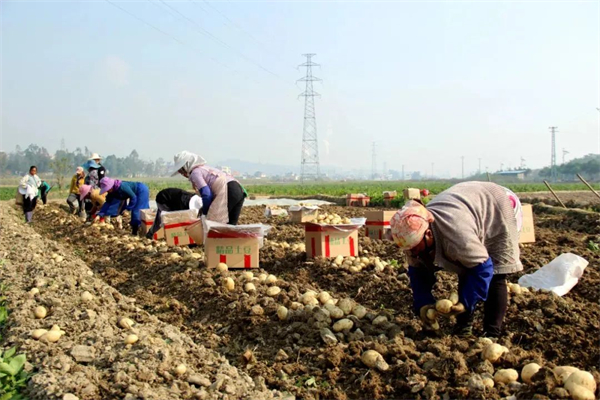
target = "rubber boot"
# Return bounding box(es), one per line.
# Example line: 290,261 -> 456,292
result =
131,225 -> 139,236
25,212 -> 33,223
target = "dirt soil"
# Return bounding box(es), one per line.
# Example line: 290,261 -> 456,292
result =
3,201 -> 600,400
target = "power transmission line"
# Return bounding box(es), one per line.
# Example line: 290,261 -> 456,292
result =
105,0 -> 256,82
156,0 -> 281,78
200,0 -> 266,48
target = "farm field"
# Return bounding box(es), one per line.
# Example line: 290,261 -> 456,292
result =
0,199 -> 598,399
4,180 -> 600,204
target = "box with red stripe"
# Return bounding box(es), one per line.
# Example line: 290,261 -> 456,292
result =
161,209 -> 200,247
205,226 -> 265,269
364,210 -> 396,241
346,193 -> 371,207
139,209 -> 164,240
305,219 -> 366,259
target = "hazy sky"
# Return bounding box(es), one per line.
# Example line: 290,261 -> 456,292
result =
1,0 -> 599,177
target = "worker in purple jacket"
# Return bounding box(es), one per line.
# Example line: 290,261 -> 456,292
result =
171,151 -> 246,225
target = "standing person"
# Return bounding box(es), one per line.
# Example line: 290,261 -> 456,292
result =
146,188 -> 203,239
66,167 -> 85,214
170,151 -> 246,225
98,177 -> 150,235
18,166 -> 42,223
83,154 -> 106,189
390,182 -> 523,338
79,184 -> 107,220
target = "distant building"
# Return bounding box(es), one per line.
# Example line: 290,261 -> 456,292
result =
221,166 -> 231,174
497,170 -> 526,180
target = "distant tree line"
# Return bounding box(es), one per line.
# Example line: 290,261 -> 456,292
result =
538,154 -> 600,181
0,144 -> 169,187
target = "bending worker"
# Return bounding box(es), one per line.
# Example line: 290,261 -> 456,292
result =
79,184 -> 107,220
390,182 -> 523,337
146,188 -> 202,239
67,167 -> 85,215
171,151 -> 246,225
98,177 -> 150,235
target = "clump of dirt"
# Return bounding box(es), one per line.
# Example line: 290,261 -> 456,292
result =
18,202 -> 600,400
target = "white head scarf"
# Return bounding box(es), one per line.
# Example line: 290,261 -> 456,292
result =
171,151 -> 206,176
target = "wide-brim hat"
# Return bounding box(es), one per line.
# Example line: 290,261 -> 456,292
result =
88,153 -> 102,161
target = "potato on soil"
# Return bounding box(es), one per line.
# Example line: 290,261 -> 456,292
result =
564,370 -> 597,393
435,299 -> 453,313
332,318 -> 353,332
125,334 -> 139,344
361,350 -> 389,372
222,277 -> 235,291
482,343 -> 509,363
521,363 -> 541,384
266,286 -> 281,297
33,306 -> 47,319
494,368 -> 519,384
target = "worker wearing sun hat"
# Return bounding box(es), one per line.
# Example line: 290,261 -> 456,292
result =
391,182 -> 523,337
84,153 -> 106,186
97,177 -> 150,235
170,151 -> 246,225
79,184 -> 107,220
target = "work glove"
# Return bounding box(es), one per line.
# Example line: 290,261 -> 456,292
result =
105,216 -> 111,224
459,257 -> 494,314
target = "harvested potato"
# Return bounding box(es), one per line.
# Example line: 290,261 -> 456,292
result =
244,282 -> 256,293
521,363 -> 541,384
435,299 -> 453,314
266,286 -> 281,297
125,334 -> 139,345
565,384 -> 595,400
33,306 -> 47,319
277,306 -> 288,320
265,274 -> 278,284
352,305 -> 367,319
222,277 -> 235,291
482,343 -> 509,363
31,329 -> 48,340
216,263 -> 229,272
564,370 -> 597,393
174,364 -> 187,376
361,350 -> 389,372
332,318 -> 353,332
449,292 -> 459,305
494,369 -> 519,384
318,292 -> 331,304
118,317 -> 135,330
553,366 -> 581,385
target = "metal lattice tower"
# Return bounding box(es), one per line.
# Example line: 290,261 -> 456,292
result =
550,126 -> 558,181
298,54 -> 321,182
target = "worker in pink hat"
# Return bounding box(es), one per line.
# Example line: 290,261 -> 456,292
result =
390,182 -> 523,337
97,177 -> 149,235
79,184 -> 107,220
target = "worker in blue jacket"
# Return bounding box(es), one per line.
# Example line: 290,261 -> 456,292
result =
390,183 -> 524,338
98,177 -> 150,235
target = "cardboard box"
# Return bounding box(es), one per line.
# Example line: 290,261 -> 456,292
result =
403,188 -> 421,201
162,209 -> 200,246
139,209 -> 164,240
185,219 -> 204,245
289,207 -> 319,223
305,223 -> 359,258
383,191 -> 397,207
346,193 -> 371,207
364,210 -> 396,241
519,204 -> 535,243
204,230 -> 261,269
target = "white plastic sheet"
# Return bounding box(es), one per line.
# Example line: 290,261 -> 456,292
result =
518,253 -> 589,296
288,205 -> 321,212
203,219 -> 272,248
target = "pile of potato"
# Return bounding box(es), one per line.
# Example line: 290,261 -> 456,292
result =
265,240 -> 305,252
469,340 -> 598,400
316,213 -> 352,225
329,255 -> 389,273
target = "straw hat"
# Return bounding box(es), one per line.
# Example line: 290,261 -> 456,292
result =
88,153 -> 102,161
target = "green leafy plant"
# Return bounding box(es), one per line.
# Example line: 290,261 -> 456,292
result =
587,240 -> 600,252
0,347 -> 30,400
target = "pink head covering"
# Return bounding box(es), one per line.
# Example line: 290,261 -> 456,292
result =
390,200 -> 435,251
99,177 -> 121,195
79,184 -> 92,201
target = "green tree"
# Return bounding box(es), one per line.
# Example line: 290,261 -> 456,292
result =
50,156 -> 71,189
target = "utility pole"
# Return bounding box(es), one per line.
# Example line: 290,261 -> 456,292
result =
562,148 -> 569,164
550,126 -> 558,182
298,54 -> 321,182
371,142 -> 376,179
461,156 -> 465,179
